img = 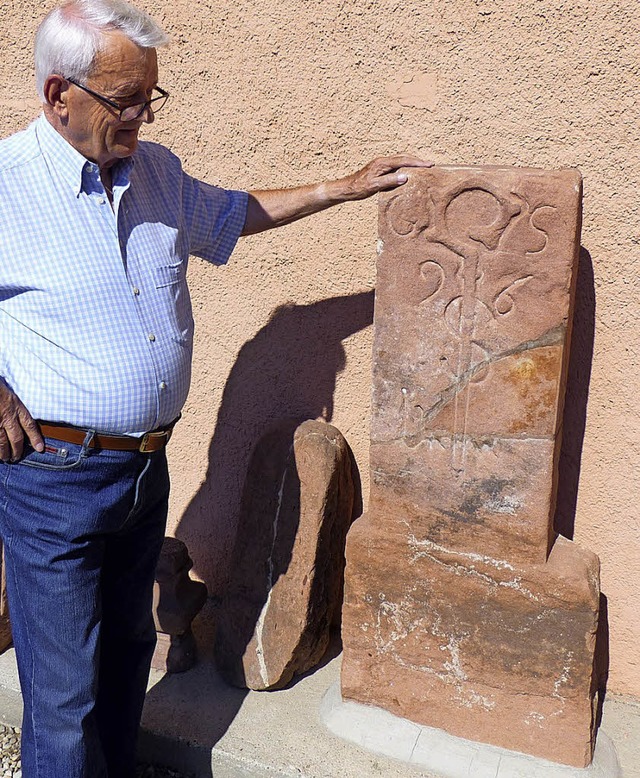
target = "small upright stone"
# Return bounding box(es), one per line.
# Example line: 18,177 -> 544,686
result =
215,419 -> 354,690
152,537 -> 207,674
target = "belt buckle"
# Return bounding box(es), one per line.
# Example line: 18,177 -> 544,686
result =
139,430 -> 168,453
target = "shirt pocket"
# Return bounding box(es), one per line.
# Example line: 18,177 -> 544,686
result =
153,260 -> 193,343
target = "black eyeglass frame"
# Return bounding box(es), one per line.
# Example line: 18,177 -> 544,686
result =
65,77 -> 170,122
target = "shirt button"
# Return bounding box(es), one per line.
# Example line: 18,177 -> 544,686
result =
97,197 -> 106,205
159,381 -> 167,390
132,287 -> 140,296
148,334 -> 156,342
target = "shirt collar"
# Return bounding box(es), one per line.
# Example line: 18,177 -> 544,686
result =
35,114 -> 135,198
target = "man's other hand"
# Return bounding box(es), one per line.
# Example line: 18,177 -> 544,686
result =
0,383 -> 45,461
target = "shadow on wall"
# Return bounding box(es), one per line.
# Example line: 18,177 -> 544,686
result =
176,290 -> 374,593
554,247 -> 596,541
552,248 -> 609,711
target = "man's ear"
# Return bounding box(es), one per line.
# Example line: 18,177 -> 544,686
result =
43,75 -> 69,119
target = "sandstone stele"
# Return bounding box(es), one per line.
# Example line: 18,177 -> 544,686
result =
341,166 -> 601,768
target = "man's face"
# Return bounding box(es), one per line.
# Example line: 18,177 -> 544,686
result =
62,30 -> 158,169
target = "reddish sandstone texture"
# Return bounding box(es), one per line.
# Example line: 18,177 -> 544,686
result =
341,167 -> 600,768
0,553 -> 10,654
216,419 -> 354,690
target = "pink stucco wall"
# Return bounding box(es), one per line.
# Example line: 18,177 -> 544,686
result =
1,0 -> 638,697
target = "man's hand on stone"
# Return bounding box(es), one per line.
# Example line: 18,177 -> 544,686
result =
242,154 -> 434,235
339,154 -> 434,201
0,383 -> 45,461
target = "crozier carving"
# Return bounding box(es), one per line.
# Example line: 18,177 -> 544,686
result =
378,175 -> 569,478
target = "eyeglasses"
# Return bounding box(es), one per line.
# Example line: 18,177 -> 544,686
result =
65,77 -> 169,122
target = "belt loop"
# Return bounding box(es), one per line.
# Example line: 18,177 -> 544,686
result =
81,429 -> 96,455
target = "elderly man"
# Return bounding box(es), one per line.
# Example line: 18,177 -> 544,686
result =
0,0 -> 430,775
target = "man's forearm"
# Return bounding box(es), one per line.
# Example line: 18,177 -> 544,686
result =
241,154 -> 433,236
242,178 -> 353,236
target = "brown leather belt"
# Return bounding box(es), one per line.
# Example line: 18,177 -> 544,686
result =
38,422 -> 176,453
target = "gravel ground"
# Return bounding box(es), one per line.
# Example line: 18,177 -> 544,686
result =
0,724 -> 192,778
0,725 -> 20,778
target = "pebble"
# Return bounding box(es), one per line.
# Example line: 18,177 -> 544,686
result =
0,723 -> 192,778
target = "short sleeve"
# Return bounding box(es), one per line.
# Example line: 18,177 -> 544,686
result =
181,173 -> 248,266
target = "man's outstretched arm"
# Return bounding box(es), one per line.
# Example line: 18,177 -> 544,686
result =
241,154 -> 433,236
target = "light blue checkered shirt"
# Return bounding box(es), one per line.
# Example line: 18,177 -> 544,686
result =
0,115 -> 248,435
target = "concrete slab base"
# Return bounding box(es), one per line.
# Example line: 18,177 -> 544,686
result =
321,681 -> 621,778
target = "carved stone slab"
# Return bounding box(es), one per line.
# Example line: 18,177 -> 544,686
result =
371,166 -> 582,564
341,167 -> 601,768
215,419 -> 354,690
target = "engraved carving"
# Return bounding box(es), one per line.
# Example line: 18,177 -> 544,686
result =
418,259 -> 445,300
494,275 -> 533,316
384,187 -> 433,237
383,177 -> 560,469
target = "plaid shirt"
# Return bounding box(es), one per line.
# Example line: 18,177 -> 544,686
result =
0,115 -> 247,435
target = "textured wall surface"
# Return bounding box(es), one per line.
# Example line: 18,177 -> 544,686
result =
0,0 -> 638,696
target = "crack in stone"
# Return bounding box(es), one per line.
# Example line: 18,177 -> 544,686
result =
417,324 -> 566,424
254,443 -> 295,687
408,536 -> 515,570
407,548 -> 541,603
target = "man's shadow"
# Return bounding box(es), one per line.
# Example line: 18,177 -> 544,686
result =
141,291 -> 373,767
176,289 -> 373,593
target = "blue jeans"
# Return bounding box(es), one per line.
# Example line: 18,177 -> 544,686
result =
0,433 -> 170,778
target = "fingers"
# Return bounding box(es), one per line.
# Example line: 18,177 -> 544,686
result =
373,171 -> 413,191
20,409 -> 45,455
0,384 -> 43,462
372,154 -> 434,172
1,415 -> 28,462
0,427 -> 9,463
349,155 -> 435,199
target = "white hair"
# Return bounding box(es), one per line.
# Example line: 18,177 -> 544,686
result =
34,0 -> 169,100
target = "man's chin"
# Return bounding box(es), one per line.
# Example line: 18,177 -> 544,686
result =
114,130 -> 140,155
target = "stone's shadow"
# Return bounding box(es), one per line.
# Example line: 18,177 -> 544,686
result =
554,247 -> 596,540
594,593 -> 610,730
552,248 -> 608,731
176,290 -> 374,594
281,626 -> 344,690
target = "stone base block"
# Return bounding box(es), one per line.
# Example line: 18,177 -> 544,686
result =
341,515 -> 600,768
151,629 -> 198,674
